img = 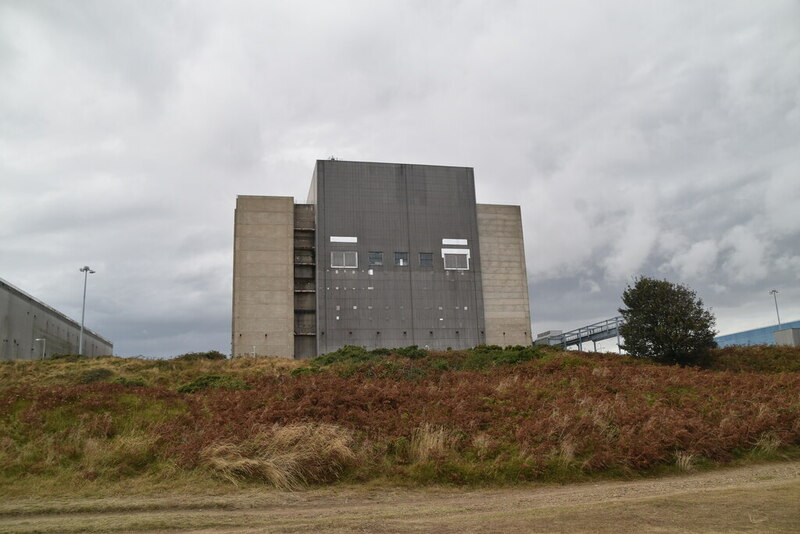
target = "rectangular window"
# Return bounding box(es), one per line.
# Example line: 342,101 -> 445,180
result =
419,252 -> 433,266
369,251 -> 383,266
443,252 -> 469,270
395,252 -> 409,266
331,250 -> 358,268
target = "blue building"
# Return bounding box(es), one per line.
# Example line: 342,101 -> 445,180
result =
715,320 -> 800,347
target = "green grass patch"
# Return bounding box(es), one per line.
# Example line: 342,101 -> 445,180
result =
77,368 -> 114,384
112,376 -> 148,387
177,374 -> 250,393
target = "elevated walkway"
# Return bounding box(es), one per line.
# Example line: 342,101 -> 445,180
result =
536,316 -> 623,352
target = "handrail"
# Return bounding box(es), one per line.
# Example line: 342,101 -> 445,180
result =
559,316 -> 623,350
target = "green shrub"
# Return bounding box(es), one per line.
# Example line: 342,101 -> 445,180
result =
77,368 -> 114,384
112,376 -> 148,387
177,374 -> 250,393
472,345 -> 503,354
430,359 -> 451,371
309,344 -> 548,375
174,350 -> 228,361
394,346 -> 428,359
50,353 -> 86,361
461,345 -> 544,370
290,366 -> 320,377
310,345 -> 373,366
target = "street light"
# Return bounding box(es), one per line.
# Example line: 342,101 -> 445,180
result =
78,266 -> 96,355
769,289 -> 781,327
34,338 -> 46,359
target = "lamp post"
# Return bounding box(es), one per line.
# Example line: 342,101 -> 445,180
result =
34,338 -> 46,359
78,266 -> 95,355
769,289 -> 781,327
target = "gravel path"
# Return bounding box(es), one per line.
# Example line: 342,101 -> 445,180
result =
1,460 -> 798,533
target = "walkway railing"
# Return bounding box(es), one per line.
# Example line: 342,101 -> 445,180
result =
536,316 -> 624,352
561,316 -> 623,351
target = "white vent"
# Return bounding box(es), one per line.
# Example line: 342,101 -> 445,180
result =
442,248 -> 470,270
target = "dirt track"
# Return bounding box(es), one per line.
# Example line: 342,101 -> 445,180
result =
1,460 -> 799,533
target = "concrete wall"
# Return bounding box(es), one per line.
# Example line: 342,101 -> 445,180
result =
1,278 -> 112,360
314,160 -> 486,353
232,196 -> 295,358
774,328 -> 800,347
477,204 -> 532,346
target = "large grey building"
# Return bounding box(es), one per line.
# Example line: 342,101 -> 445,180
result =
232,160 -> 531,359
1,277 -> 113,359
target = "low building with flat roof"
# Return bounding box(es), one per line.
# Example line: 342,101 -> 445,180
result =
715,320 -> 800,347
1,278 -> 113,359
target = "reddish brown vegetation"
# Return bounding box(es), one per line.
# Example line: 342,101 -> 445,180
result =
159,359 -> 800,473
708,345 -> 800,373
2,349 -> 799,486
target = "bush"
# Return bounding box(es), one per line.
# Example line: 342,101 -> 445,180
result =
174,350 -> 227,361
461,345 -> 544,370
619,277 -> 717,366
393,346 -> 428,359
307,344 -> 549,376
309,346 -> 429,374
177,374 -> 250,393
310,345 -> 373,366
112,376 -> 148,387
49,354 -> 86,361
290,366 -> 321,377
77,368 -> 114,384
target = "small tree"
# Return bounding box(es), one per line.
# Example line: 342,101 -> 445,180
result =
619,277 -> 717,366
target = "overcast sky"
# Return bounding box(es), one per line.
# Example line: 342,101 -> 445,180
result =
2,0 -> 798,357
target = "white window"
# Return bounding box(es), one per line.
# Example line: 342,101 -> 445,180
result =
442,248 -> 471,270
331,251 -> 358,268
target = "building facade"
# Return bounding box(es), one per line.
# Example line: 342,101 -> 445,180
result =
715,320 -> 800,347
232,160 -> 531,359
1,277 -> 113,360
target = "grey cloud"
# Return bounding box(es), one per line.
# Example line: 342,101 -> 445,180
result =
1,0 -> 798,355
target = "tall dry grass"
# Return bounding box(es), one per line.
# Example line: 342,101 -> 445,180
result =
674,451 -> 695,472
409,424 -> 451,463
201,423 -> 356,490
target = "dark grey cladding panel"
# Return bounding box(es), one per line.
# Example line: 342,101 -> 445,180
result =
314,161 -> 485,354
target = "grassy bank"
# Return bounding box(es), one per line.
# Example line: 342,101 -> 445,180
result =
1,345 -> 799,494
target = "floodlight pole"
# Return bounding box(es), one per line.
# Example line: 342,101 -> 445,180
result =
34,338 -> 46,359
769,289 -> 781,327
78,266 -> 96,355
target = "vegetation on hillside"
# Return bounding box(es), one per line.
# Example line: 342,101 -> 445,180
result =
0,345 -> 798,494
